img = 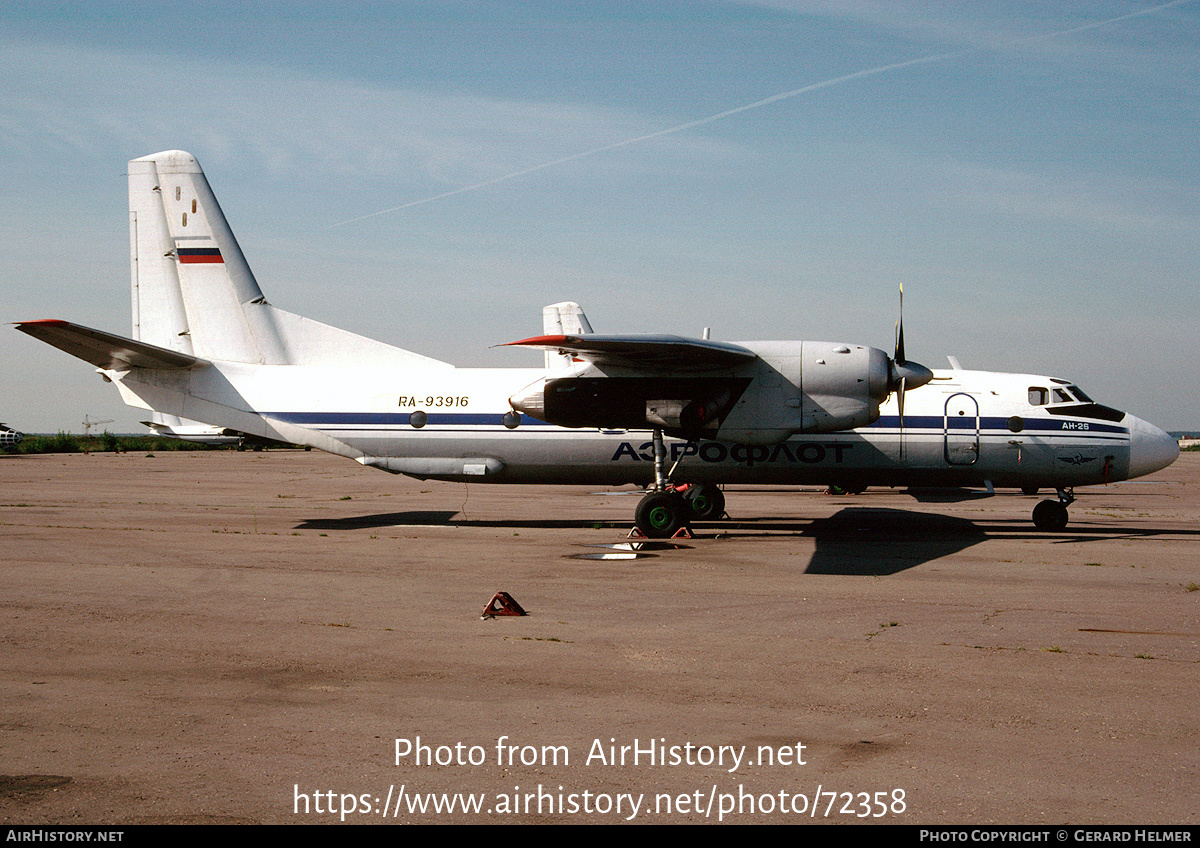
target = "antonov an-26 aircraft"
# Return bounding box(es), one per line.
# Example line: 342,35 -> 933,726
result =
16,151 -> 1179,536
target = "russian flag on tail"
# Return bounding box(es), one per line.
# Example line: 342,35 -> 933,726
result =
177,247 -> 223,264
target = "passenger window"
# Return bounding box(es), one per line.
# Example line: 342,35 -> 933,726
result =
1028,387 -> 1047,406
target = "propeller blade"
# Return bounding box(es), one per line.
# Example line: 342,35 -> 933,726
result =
887,282 -> 931,393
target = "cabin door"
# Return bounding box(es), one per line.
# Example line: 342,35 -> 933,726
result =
944,393 -> 980,465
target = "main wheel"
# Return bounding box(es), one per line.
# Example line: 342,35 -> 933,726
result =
635,492 -> 688,538
1032,499 -> 1068,530
682,484 -> 725,520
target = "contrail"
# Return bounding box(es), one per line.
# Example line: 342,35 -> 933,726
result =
334,50 -> 967,226
336,0 -> 1193,226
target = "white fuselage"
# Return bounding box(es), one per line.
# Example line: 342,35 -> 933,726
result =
112,360 -> 1178,490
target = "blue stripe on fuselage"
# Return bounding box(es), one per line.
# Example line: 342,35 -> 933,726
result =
263,411 -> 1128,438
867,415 -> 1127,436
265,411 -> 554,427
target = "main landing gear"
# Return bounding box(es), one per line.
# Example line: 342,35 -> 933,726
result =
632,428 -> 726,538
634,484 -> 725,538
1032,488 -> 1075,530
678,482 -> 725,520
634,491 -> 690,538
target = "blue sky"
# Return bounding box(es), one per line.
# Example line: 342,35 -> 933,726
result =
3,0 -> 1198,432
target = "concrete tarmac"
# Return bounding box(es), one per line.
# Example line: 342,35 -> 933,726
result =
1,449 -> 1196,824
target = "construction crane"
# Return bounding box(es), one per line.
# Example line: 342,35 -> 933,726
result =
82,415 -> 114,435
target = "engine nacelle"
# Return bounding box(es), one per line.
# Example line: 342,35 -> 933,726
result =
509,340 -> 930,445
713,341 -> 893,443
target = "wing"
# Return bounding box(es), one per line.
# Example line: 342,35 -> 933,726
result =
15,320 -> 207,370
503,334 -> 757,371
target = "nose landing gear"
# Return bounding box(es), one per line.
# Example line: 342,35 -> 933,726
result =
1032,488 -> 1075,530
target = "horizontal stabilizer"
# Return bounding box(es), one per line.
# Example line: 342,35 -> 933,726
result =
542,302 -> 593,336
503,334 -> 757,371
14,320 -> 207,370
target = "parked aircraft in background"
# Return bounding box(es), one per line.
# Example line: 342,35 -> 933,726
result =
15,151 -> 1179,536
143,411 -> 242,446
0,423 -> 23,447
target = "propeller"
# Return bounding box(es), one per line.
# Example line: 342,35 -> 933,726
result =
895,282 -> 907,430
888,283 -> 933,440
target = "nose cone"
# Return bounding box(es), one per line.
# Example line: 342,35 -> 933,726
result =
1127,415 -> 1179,479
890,359 -> 934,392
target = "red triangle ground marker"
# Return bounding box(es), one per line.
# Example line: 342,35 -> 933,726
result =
481,591 -> 527,619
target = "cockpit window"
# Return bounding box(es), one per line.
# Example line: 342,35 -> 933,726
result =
1031,384 -> 1098,406
1037,381 -> 1124,422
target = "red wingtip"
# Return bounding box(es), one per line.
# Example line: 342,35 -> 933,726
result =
503,334 -> 569,347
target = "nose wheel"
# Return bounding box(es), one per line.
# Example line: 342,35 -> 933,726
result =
1032,488 -> 1075,530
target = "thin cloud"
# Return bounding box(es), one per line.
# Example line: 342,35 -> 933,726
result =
0,38 -> 735,186
339,0 -> 1197,224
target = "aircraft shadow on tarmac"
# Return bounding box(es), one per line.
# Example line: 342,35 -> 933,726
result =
295,506 -> 1196,576
294,507 -> 980,574
296,511 -> 627,531
296,511 -> 462,530
901,487 -> 997,503
297,510 -> 756,532
798,508 -> 984,575
724,506 -> 1200,575
705,508 -> 986,575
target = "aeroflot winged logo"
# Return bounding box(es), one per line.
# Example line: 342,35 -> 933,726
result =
176,247 -> 224,264
1058,453 -> 1098,466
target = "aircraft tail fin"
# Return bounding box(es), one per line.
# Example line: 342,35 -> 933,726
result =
128,150 -> 450,369
541,301 -> 593,370
129,150 -> 271,363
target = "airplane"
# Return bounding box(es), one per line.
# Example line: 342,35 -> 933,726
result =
15,150 -> 1179,536
0,423 -> 23,447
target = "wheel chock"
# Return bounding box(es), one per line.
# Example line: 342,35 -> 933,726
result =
481,591 -> 527,619
627,525 -> 694,539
